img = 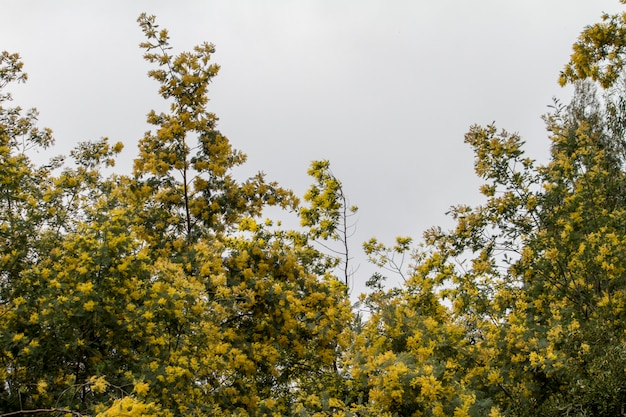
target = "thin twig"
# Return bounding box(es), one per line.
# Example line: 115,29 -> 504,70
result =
0,409 -> 84,417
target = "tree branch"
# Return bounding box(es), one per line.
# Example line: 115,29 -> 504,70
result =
0,409 -> 84,417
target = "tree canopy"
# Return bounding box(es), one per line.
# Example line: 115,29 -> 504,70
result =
2,5 -> 626,416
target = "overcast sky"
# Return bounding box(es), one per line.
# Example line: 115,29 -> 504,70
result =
2,1 -> 623,293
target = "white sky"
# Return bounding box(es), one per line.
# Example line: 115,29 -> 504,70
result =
2,1 -> 623,294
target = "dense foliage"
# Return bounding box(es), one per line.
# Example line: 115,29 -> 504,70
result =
2,4 -> 626,416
